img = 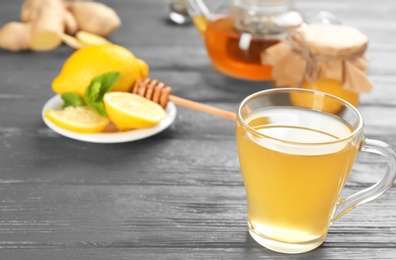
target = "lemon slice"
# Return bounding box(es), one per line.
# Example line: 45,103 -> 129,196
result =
45,106 -> 110,133
104,92 -> 166,131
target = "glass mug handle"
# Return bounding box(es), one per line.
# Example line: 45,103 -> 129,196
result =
332,138 -> 396,222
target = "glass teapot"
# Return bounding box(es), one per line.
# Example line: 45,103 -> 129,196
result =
187,0 -> 303,81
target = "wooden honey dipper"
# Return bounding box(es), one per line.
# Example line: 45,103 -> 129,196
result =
131,79 -> 236,121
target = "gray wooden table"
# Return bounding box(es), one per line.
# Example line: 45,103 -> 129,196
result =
1,0 -> 395,259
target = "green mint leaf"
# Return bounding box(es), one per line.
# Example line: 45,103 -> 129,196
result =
85,81 -> 102,103
95,72 -> 121,95
83,72 -> 121,116
88,100 -> 107,117
61,92 -> 85,108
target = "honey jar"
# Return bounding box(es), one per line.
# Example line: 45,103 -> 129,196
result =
262,24 -> 372,111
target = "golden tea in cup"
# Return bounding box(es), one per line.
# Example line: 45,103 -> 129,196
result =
236,88 -> 396,254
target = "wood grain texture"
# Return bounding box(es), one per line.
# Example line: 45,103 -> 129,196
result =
0,0 -> 396,259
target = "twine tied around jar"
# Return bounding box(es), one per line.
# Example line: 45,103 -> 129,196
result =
262,24 -> 372,93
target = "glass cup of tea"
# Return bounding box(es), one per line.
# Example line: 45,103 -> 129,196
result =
236,88 -> 396,254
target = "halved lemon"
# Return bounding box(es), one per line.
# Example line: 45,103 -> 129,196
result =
45,106 -> 110,133
104,92 -> 166,131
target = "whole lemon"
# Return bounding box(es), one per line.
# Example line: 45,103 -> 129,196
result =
52,44 -> 148,97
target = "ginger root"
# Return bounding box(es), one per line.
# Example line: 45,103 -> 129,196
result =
0,0 -> 121,52
67,1 -> 121,37
64,10 -> 79,35
0,22 -> 31,51
30,0 -> 65,51
60,33 -> 85,49
20,0 -> 44,23
61,31 -> 112,50
76,31 -> 111,46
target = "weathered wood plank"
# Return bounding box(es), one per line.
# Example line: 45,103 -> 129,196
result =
0,184 -> 394,259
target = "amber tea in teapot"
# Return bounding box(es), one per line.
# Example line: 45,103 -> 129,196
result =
187,0 -> 303,81
197,16 -> 280,80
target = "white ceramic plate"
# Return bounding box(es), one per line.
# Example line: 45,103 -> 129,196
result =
42,95 -> 177,143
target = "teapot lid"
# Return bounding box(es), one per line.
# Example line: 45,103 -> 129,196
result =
230,0 -> 302,37
233,0 -> 293,14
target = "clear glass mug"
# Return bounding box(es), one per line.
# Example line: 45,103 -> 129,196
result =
236,88 -> 396,254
